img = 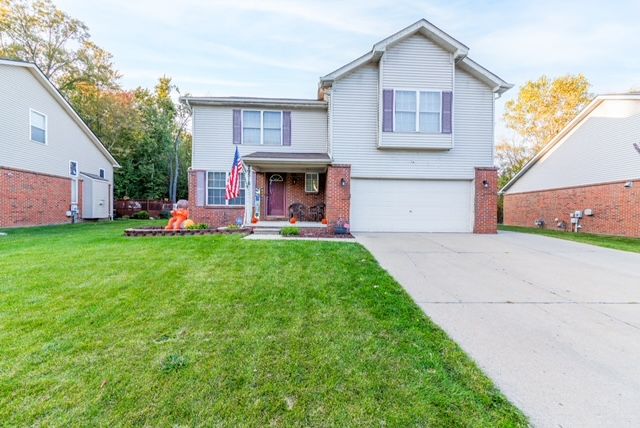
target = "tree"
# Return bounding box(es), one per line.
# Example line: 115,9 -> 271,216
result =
503,74 -> 592,153
0,0 -> 119,92
496,139 -> 532,189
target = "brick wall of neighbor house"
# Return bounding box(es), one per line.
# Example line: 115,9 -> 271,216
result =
325,165 -> 351,231
503,179 -> 640,237
0,167 -> 73,228
474,167 -> 498,234
188,170 -> 244,227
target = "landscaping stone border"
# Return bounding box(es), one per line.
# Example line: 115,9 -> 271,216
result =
124,227 -> 252,237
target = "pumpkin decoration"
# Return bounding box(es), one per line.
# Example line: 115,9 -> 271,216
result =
290,217 -> 298,224
321,218 -> 328,225
251,216 -> 259,224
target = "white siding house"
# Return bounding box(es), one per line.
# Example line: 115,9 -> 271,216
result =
0,59 -> 119,227
183,19 -> 511,233
501,95 -> 640,237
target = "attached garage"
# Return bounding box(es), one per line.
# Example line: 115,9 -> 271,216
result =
350,178 -> 474,232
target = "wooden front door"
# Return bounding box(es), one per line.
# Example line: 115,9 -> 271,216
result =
267,174 -> 285,216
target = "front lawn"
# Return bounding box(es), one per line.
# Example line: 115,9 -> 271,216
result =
499,225 -> 640,254
0,221 -> 526,426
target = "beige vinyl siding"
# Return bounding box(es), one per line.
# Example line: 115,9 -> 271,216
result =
191,106 -> 328,171
380,34 -> 453,149
506,99 -> 640,194
330,63 -> 494,179
0,65 -> 113,181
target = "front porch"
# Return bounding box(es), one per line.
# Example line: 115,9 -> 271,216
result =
242,152 -> 350,231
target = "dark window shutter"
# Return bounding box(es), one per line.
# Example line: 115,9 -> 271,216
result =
233,109 -> 242,144
283,111 -> 291,146
441,91 -> 452,134
382,89 -> 394,132
196,171 -> 206,206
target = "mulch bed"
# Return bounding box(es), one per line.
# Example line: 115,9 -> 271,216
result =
124,227 -> 252,237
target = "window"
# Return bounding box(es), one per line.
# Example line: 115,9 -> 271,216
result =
392,90 -> 442,133
394,91 -> 417,132
305,173 -> 319,193
99,168 -> 105,179
242,110 -> 282,145
30,109 -> 47,144
419,91 -> 441,133
207,171 -> 246,206
69,160 -> 78,178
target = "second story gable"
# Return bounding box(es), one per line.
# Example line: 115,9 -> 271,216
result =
186,97 -> 328,172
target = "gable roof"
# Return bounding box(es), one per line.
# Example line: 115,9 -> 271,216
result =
500,93 -> 640,193
319,19 -> 512,94
0,58 -> 120,167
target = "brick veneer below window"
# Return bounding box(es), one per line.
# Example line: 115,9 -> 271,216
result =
474,167 -> 498,234
0,167 -> 78,228
503,179 -> 640,237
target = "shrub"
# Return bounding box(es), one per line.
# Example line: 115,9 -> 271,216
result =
158,210 -> 171,219
131,210 -> 149,220
281,226 -> 300,236
186,223 -> 208,230
226,224 -> 240,231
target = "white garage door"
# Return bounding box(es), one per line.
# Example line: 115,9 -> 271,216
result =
350,179 -> 474,232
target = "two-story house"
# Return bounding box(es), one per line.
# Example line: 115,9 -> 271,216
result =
0,59 -> 119,228
183,19 -> 511,233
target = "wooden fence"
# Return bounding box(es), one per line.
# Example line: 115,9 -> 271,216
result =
115,200 -> 174,218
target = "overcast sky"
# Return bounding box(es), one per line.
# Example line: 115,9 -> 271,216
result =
56,0 -> 640,139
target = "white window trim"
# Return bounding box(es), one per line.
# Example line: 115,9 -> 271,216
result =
205,171 -> 246,207
305,172 -> 320,194
392,89 -> 442,134
29,108 -> 48,145
241,109 -> 283,145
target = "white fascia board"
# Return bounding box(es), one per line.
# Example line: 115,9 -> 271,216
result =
1,59 -> 120,168
458,58 -> 513,94
181,96 -> 327,110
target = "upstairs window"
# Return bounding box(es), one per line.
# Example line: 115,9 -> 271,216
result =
99,168 -> 105,179
30,109 -> 47,144
241,110 -> 282,145
385,90 -> 448,134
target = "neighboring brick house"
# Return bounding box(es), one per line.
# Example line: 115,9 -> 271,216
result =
0,59 -> 119,228
501,94 -> 640,237
183,19 -> 511,233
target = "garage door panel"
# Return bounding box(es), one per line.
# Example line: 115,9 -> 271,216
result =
350,179 -> 473,232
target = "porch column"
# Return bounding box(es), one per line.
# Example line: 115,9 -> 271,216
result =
244,165 -> 255,225
325,165 -> 351,231
473,167 -> 498,234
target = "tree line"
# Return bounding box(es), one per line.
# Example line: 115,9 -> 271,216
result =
0,0 -> 190,201
2,1 -> 598,204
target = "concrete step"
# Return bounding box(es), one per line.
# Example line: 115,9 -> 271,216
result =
252,227 -> 282,235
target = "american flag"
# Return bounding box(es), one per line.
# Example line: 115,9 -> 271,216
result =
225,146 -> 244,200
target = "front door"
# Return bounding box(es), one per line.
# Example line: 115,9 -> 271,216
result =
267,174 -> 285,216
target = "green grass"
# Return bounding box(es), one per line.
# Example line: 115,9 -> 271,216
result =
500,225 -> 640,253
0,221 -> 526,427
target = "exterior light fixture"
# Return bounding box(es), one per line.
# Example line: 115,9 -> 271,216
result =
624,181 -> 633,188
482,179 -> 489,188
340,178 -> 347,187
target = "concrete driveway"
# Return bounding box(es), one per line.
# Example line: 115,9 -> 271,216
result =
356,231 -> 640,428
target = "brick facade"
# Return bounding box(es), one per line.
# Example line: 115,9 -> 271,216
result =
325,165 -> 351,231
503,179 -> 640,237
473,167 -> 498,234
254,172 -> 325,219
0,167 -> 76,228
189,166 -> 352,229
188,170 -> 244,227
